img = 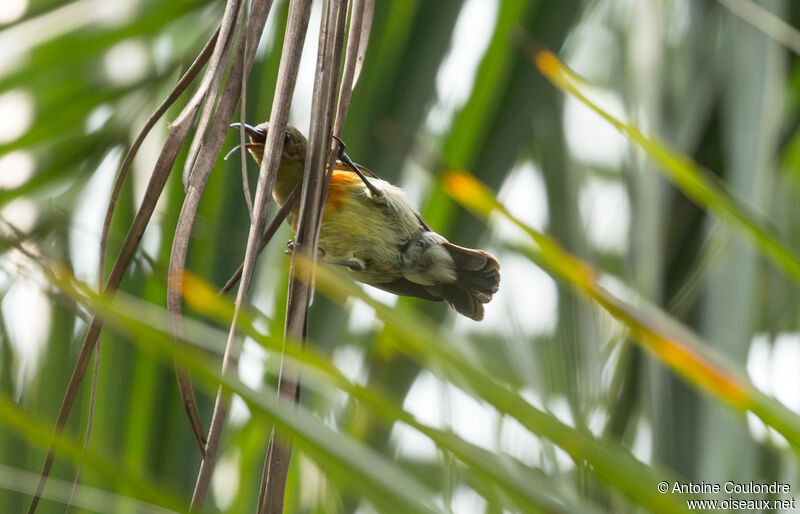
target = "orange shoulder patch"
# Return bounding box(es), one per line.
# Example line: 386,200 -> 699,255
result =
329,169 -> 361,184
326,170 -> 361,210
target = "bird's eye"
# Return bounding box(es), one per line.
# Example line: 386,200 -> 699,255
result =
284,131 -> 291,144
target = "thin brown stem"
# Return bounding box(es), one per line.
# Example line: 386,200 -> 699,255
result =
170,2 -> 249,456
258,1 -> 349,512
27,91 -> 202,514
167,0 -> 277,462
63,340 -> 99,514
332,0 -> 364,138
352,0 -> 374,87
188,0 -> 311,509
181,0 -> 243,187
239,11 -> 254,222
319,0 -> 372,241
174,363 -> 208,457
89,30 -> 222,465
98,27 -> 220,289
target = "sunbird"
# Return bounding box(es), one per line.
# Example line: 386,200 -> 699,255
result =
229,122 -> 500,321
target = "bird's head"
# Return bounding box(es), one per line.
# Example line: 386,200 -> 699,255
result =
228,121 -> 307,166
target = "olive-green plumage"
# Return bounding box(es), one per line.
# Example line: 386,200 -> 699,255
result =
235,122 -> 499,321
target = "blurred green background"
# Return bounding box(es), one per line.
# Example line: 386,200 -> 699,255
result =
1,0 -> 800,512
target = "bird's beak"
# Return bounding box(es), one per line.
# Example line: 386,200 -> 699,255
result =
224,142 -> 265,161
229,122 -> 266,142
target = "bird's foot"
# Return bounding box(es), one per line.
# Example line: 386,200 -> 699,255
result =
285,240 -> 326,259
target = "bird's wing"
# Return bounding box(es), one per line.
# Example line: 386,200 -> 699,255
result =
331,161 -> 432,231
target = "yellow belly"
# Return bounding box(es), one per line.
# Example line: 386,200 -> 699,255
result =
283,172 -> 421,284
318,184 -> 407,283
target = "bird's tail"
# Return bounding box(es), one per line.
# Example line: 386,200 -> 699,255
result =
440,243 -> 500,321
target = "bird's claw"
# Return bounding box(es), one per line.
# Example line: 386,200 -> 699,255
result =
331,135 -> 383,199
332,135 -> 346,153
285,240 -> 326,259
